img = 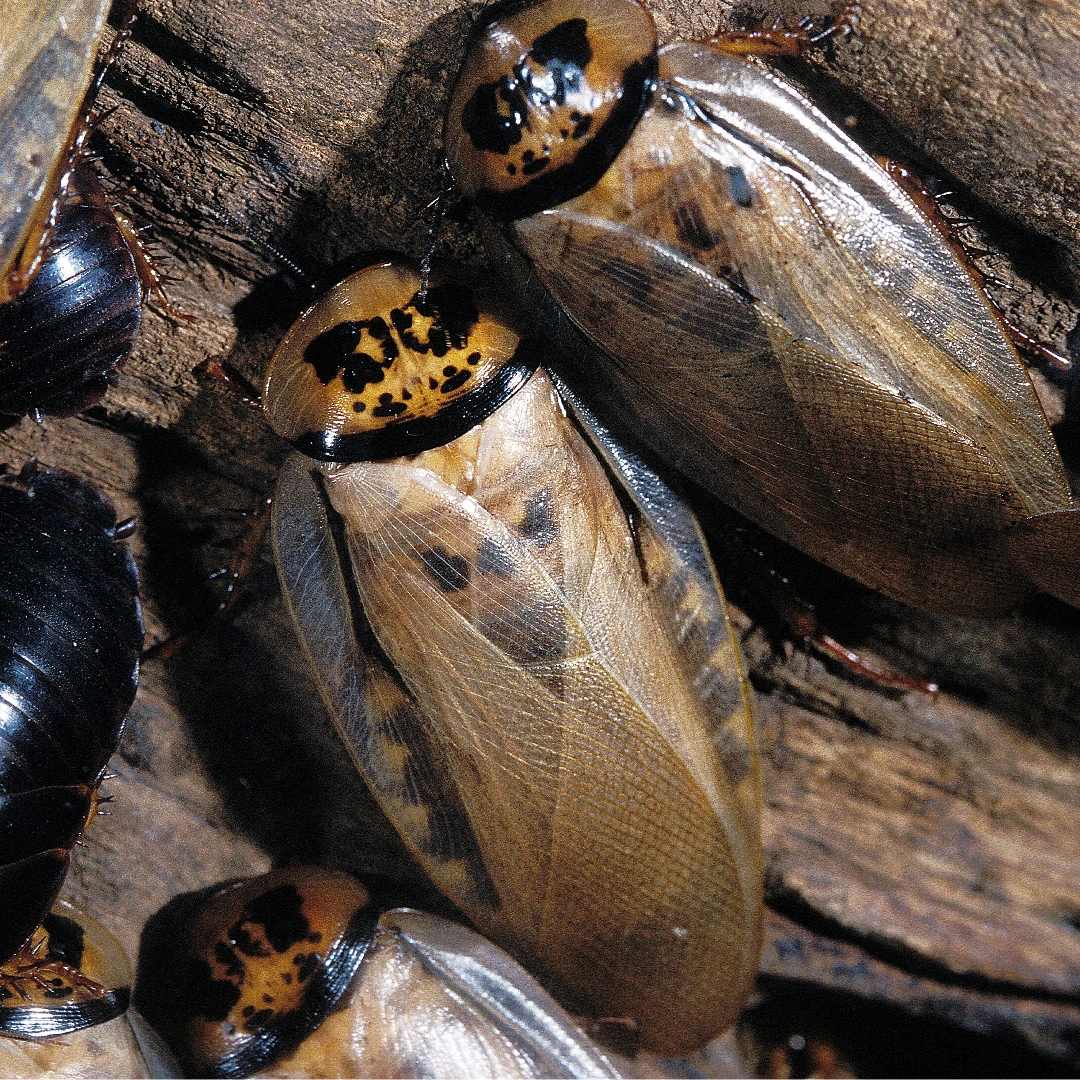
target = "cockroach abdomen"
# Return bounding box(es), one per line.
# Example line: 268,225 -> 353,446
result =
0,165 -> 142,426
0,463 -> 142,975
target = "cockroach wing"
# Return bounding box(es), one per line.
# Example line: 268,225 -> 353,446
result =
0,0 -> 111,298
273,453 -> 500,921
547,369 -> 759,855
354,908 -> 621,1078
273,371 -> 761,1056
513,42 -> 1074,615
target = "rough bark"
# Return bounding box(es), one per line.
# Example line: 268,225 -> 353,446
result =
2,0 -> 1078,1073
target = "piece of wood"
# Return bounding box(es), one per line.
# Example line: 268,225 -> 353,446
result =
1,0 -> 1077,1072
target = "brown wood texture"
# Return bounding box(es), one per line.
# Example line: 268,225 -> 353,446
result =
2,0 -> 1078,1072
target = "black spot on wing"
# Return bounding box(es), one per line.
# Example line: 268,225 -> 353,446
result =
373,703 -> 501,912
726,164 -> 753,207
518,488 -> 558,548
477,537 -> 515,577
674,199 -> 725,252
477,597 -> 568,666
419,546 -> 471,592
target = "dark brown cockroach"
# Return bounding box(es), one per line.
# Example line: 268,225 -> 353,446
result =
444,0 -> 1080,618
0,0 -> 172,426
0,463 -> 143,1041
136,865 -> 621,1079
263,258 -> 762,1056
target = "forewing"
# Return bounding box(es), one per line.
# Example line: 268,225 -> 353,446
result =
272,454 -> 499,915
515,45 -> 1067,612
548,369 -> 759,877
1005,505 -> 1080,609
356,909 -> 620,1079
664,41 -> 1066,503
304,371 -> 759,1053
0,0 -> 110,289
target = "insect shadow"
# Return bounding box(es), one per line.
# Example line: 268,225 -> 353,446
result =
120,411 -> 450,913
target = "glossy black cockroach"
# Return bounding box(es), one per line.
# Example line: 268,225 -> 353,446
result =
0,0 -> 175,427
0,463 -> 143,1039
0,163 -> 146,426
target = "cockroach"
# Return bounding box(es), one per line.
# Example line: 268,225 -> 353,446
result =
262,258 -> 762,1056
443,0 -> 1080,618
0,464 -> 143,1041
0,0 -> 172,426
135,865 -> 621,1078
0,900 -> 178,1078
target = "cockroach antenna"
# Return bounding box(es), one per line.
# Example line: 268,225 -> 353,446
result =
199,198 -> 314,287
95,126 -> 316,291
418,164 -> 452,306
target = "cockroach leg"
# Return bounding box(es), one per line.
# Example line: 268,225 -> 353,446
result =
194,355 -> 264,409
109,204 -> 194,323
142,489 -> 273,662
811,630 -> 939,696
708,0 -> 859,57
780,596 -> 939,695
1,941 -> 111,1001
214,491 -> 274,620
881,158 -> 1073,373
142,359 -> 272,659
710,513 -> 938,695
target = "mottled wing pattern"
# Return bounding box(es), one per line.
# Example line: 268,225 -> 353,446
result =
664,42 -> 1062,489
273,454 -> 499,915
281,371 -> 758,1052
548,369 -> 759,879
515,42 -> 1072,613
0,0 -> 110,289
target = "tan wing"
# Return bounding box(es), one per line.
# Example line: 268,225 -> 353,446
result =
287,371 -> 759,1054
548,368 -> 759,865
1005,506 -> 1080,609
273,454 -> 501,916
513,43 -> 1070,613
0,0 -> 110,299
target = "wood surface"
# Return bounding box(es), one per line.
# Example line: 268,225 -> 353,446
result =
2,0 -> 1078,1073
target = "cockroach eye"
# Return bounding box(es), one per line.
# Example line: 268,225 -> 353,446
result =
444,0 -> 658,221
262,260 -> 541,462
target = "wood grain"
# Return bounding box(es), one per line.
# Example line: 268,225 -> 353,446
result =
1,0 -> 1077,1072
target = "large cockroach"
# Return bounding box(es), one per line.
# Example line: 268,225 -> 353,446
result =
136,865 -> 621,1078
0,0 -> 167,426
443,0 -> 1080,618
262,258 -> 762,1056
0,464 -> 143,1046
